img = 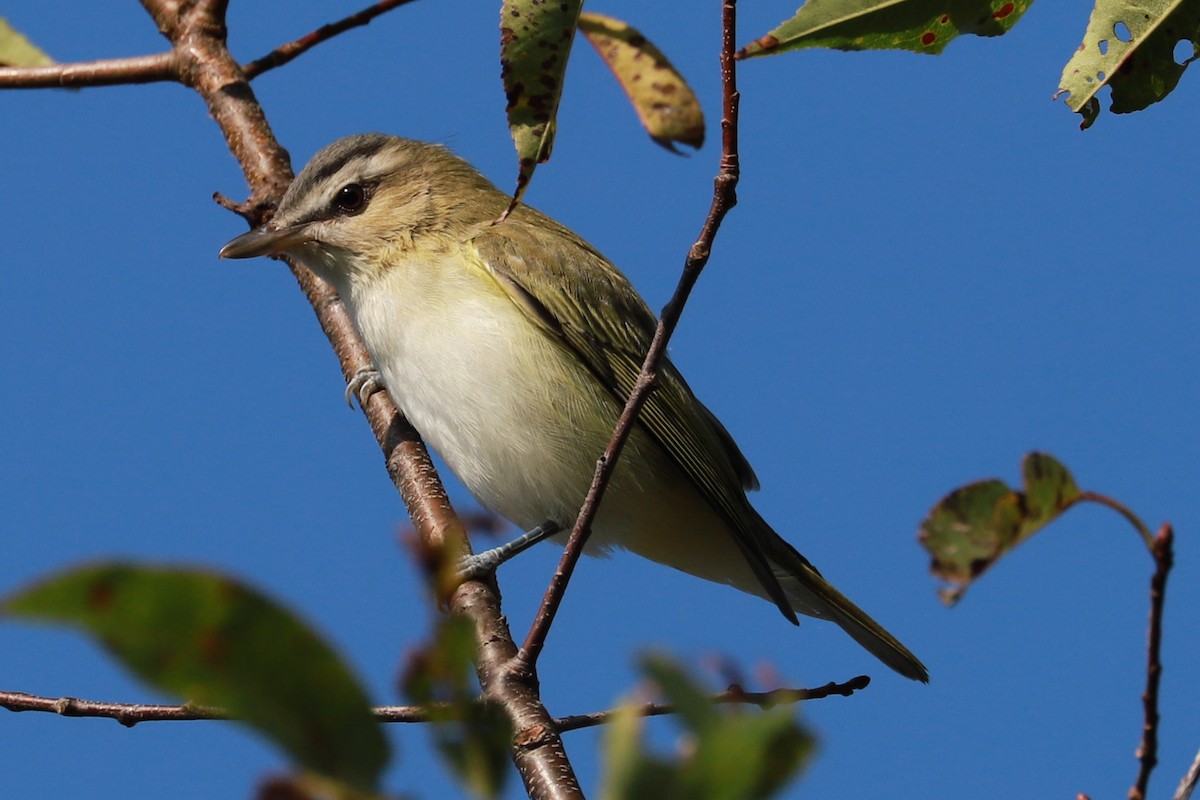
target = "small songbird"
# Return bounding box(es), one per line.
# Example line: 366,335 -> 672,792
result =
221,134 -> 927,681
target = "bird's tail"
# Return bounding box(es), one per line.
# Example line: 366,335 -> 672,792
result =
764,533 -> 929,683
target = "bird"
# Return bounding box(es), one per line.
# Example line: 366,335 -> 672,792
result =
220,133 -> 928,681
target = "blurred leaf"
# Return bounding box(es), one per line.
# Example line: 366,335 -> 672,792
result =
1056,0 -> 1200,128
919,452 -> 1082,604
499,0 -> 583,206
403,617 -> 511,800
602,655 -> 813,800
3,563 -> 388,790
640,654 -> 719,732
257,772 -> 401,800
578,13 -> 704,152
737,0 -> 1032,58
0,18 -> 54,67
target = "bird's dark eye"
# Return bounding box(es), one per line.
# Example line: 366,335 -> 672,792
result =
333,183 -> 369,214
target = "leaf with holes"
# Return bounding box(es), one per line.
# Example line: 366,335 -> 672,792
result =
737,0 -> 1031,58
578,13 -> 704,153
919,452 -> 1082,604
1056,0 -> 1200,128
499,0 -> 583,207
3,563 -> 389,790
0,18 -> 53,67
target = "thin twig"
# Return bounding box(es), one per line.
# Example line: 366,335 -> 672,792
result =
242,0 -> 419,80
553,675 -> 869,733
517,0 -> 742,669
1079,491 -> 1156,552
3,675 -> 867,731
0,52 -> 176,89
1129,523 -> 1173,800
0,691 -> 228,726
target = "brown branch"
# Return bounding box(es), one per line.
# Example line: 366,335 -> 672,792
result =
553,675 -> 869,733
130,1 -> 582,797
3,674 -> 867,732
517,0 -> 742,670
1129,523 -> 1173,800
242,0 -> 419,80
1079,491 -> 1156,551
0,52 -> 177,89
0,691 -> 228,725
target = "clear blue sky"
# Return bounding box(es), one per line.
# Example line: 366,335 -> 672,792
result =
3,1 -> 1198,798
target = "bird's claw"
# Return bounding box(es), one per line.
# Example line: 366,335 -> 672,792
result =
345,367 -> 384,409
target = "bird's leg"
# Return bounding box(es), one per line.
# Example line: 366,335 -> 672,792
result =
345,367 -> 384,409
458,520 -> 561,579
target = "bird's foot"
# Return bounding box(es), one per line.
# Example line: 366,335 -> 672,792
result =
457,520 -> 561,580
345,367 -> 384,409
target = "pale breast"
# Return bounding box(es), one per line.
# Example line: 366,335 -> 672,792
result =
344,255 -> 627,531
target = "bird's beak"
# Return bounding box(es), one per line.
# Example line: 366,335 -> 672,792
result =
219,222 -> 315,260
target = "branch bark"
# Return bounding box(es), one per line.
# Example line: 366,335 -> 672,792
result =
133,1 -> 582,797
1129,523 -> 1174,800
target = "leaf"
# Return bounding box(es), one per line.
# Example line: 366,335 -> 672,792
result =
919,452 -> 1083,604
3,563 -> 389,790
578,13 -> 704,152
256,773 -> 400,800
1056,0 -> 1200,128
601,655 -> 813,800
403,618 -> 511,800
499,0 -> 583,207
737,0 -> 1032,59
0,18 -> 54,67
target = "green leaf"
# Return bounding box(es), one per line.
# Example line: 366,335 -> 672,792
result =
919,452 -> 1083,604
601,655 -> 813,800
403,618 -> 511,800
578,13 -> 704,152
1056,0 -> 1200,128
256,772 -> 399,800
640,654 -> 719,732
499,0 -> 583,206
3,563 -> 389,790
0,18 -> 54,67
737,0 -> 1032,58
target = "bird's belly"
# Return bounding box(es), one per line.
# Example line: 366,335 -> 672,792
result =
344,261 -> 763,593
348,265 -> 647,542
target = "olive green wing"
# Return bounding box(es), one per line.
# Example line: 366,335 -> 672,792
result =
470,208 -> 796,622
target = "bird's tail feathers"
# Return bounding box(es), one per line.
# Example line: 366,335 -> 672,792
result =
767,537 -> 929,683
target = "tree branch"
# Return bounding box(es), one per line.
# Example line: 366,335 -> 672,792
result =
553,675 -> 869,733
242,0 -> 419,80
2,674 -> 867,731
132,2 -> 582,797
1129,523 -> 1173,800
518,0 -> 742,669
0,52 -> 177,89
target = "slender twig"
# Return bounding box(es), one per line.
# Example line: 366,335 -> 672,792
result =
0,692 -> 228,725
553,675 -> 869,733
517,0 -> 742,669
242,0 -> 418,80
0,52 -> 176,89
1129,523 -> 1173,800
1079,491 -> 1156,551
3,674 -> 867,731
1172,745 -> 1200,800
